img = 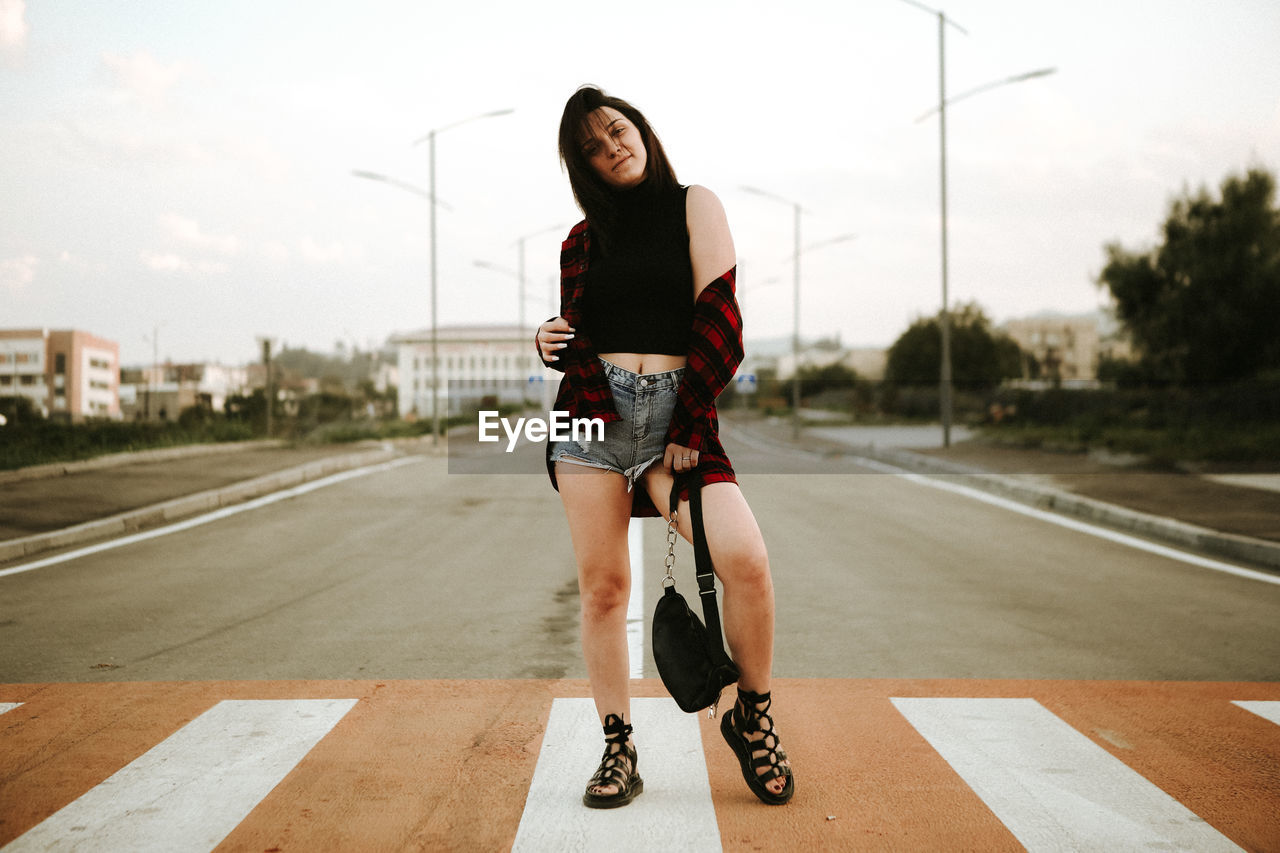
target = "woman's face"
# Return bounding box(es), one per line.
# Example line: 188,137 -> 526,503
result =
579,107 -> 648,190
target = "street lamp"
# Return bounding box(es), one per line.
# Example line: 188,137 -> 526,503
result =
142,324 -> 165,422
898,0 -> 1055,447
741,188 -> 857,439
473,255 -> 561,413
483,222 -> 567,335
351,168 -> 445,439
473,258 -> 558,328
792,233 -> 859,259
349,170 -> 451,209
897,0 -> 966,448
914,67 -> 1057,123
740,186 -> 804,439
354,107 -> 513,446
411,109 -> 514,446
255,335 -> 276,437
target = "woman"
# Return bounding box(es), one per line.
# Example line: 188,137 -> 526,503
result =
535,85 -> 794,808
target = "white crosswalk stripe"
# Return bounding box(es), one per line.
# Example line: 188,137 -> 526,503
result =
2,698 -> 357,853
891,697 -> 1244,852
513,698 -> 721,852
1233,700 -> 1280,727
627,518 -> 646,679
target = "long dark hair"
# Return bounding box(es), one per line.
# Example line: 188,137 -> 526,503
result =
558,85 -> 679,251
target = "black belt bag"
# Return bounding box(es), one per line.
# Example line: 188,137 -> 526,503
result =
652,474 -> 740,716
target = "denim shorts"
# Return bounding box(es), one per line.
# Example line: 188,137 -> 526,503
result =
549,358 -> 684,492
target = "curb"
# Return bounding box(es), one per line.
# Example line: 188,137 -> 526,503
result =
846,443 -> 1280,573
0,440 -> 290,486
0,446 -> 401,566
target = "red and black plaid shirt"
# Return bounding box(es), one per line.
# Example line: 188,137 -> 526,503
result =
540,220 -> 743,517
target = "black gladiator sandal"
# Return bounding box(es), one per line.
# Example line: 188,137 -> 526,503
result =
720,688 -> 795,805
582,713 -> 643,809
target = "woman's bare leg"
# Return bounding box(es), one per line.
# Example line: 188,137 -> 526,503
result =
556,462 -> 637,795
642,471 -> 788,795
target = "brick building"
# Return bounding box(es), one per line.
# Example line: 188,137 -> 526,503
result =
0,328 -> 120,422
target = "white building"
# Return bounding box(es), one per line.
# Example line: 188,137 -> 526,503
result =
119,362 -> 250,422
390,324 -> 556,420
0,329 -> 50,417
771,338 -> 887,381
191,363 -> 250,413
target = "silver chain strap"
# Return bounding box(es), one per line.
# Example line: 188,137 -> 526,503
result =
662,508 -> 679,589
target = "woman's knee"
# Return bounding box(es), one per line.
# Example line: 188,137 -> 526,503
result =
720,539 -> 772,594
579,566 -> 630,617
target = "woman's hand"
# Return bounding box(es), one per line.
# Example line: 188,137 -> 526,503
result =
536,317 -> 575,363
664,442 -> 699,474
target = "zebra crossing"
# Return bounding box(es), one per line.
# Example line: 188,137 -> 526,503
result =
2,681 -> 1277,851
2,699 -> 358,853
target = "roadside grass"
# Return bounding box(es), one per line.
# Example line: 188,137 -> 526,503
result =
1,407 -> 524,471
974,422 -> 1280,470
0,420 -> 258,471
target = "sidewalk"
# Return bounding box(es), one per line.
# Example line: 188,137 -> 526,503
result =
0,439 -> 440,565
730,416 -> 1280,572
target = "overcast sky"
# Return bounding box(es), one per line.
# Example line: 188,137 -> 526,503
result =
3,0 -> 1278,367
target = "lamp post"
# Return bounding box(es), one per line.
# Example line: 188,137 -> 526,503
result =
256,336 -> 275,437
795,233 -> 859,258
898,0 -> 1055,447
482,223 -> 567,335
514,223 -> 567,335
897,0 -> 966,448
351,169 -> 445,439
473,259 -> 556,328
914,67 -> 1057,122
142,324 -> 164,422
354,107 -> 513,445
474,254 -> 560,413
412,109 -> 514,445
741,188 -> 858,439
741,186 -> 804,438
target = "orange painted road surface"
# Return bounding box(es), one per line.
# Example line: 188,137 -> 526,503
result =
2,678 -> 1278,851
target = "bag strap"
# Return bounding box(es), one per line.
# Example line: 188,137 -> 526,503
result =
670,475 -> 735,669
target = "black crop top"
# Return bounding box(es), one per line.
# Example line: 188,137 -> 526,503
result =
581,183 -> 693,355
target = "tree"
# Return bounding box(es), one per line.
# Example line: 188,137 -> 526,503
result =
1098,167 -> 1280,384
884,302 -> 1023,389
798,362 -> 860,398
0,395 -> 40,425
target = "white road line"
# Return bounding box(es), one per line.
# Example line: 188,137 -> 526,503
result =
1233,700 -> 1280,726
2,698 -> 357,853
891,697 -> 1243,853
854,456 -> 1280,587
513,697 -> 721,852
0,456 -> 423,579
627,519 -> 645,679
0,703 -> 22,715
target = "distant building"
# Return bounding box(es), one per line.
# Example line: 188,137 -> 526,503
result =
371,359 -> 398,395
120,362 -> 250,422
390,324 -> 553,419
769,336 -> 887,381
0,328 -> 120,422
1001,312 -> 1118,385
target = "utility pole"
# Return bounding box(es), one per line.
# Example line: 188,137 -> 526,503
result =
259,337 -> 274,437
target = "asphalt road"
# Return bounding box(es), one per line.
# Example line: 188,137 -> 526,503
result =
4,426 -> 1279,685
